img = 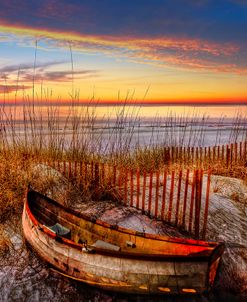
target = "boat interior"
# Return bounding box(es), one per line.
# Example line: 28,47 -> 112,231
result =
27,189 -> 218,257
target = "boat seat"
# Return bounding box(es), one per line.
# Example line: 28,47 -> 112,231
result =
92,240 -> 120,252
47,223 -> 71,238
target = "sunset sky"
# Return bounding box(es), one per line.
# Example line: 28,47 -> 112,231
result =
0,0 -> 247,104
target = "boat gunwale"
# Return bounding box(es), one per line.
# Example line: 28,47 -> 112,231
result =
25,188 -> 224,261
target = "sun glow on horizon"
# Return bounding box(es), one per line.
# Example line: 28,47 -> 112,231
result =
0,1 -> 247,105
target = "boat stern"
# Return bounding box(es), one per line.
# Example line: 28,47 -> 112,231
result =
207,243 -> 225,289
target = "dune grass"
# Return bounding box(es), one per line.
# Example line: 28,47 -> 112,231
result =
0,102 -> 246,222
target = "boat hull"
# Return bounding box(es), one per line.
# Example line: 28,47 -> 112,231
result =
22,189 -> 224,294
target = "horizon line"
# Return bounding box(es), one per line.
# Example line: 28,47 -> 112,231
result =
0,100 -> 247,107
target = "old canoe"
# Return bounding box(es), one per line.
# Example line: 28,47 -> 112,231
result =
22,188 -> 224,295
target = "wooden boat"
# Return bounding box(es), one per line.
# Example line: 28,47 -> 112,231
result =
22,188 -> 224,295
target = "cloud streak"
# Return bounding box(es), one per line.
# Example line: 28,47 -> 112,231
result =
0,56 -> 99,91
0,61 -> 65,74
0,84 -> 31,94
0,23 -> 245,75
22,69 -> 99,82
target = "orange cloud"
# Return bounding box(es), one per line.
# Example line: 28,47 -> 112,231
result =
0,22 -> 244,74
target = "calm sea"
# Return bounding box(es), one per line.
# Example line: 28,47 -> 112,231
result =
1,104 -> 247,149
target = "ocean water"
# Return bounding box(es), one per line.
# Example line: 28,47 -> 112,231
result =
0,104 -> 246,151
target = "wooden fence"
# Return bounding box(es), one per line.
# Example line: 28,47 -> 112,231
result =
47,160 -> 211,240
163,140 -> 247,168
41,140 -> 247,240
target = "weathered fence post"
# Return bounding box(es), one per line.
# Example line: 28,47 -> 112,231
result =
101,163 -> 105,186
113,165 -> 117,187
208,147 -> 211,163
189,170 -> 196,233
202,170 -> 211,240
161,170 -> 167,220
183,146 -> 186,164
230,143 -> 233,168
136,169 -> 140,209
91,161 -> 94,183
244,141 -> 247,162
234,142 -> 238,165
213,146 -> 215,162
175,170 -> 182,226
199,147 -> 203,168
194,170 -> 202,239
85,162 -> 88,185
182,169 -> 190,227
179,146 -> 183,165
130,169 -> 134,207
63,160 -> 66,176
74,161 -> 77,178
148,171 -> 153,216
94,162 -> 99,187
226,145 -> 230,168
188,147 -> 191,164
171,146 -> 174,164
79,161 -> 83,186
154,170 -> 160,218
196,147 -> 199,167
167,171 -> 175,223
142,171 -> 147,213
68,161 -> 72,178
222,145 -> 225,163
239,142 -> 242,163
191,147 -> 194,164
124,168 -> 128,205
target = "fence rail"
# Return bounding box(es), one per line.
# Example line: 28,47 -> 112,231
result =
163,140 -> 247,168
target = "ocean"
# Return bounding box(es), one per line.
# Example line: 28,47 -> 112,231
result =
0,104 -> 246,152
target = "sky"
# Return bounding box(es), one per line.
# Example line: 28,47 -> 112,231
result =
0,0 -> 247,104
